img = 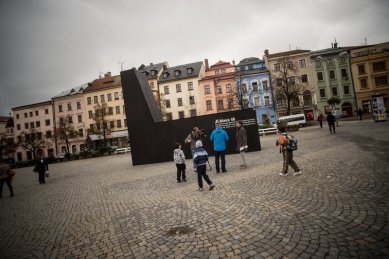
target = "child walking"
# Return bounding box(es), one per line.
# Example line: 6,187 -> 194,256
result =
277,124 -> 302,176
193,140 -> 215,192
173,143 -> 186,183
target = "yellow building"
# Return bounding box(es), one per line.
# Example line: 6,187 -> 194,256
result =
83,72 -> 128,148
350,42 -> 389,112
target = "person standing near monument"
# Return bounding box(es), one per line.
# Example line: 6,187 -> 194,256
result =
185,127 -> 207,171
236,120 -> 248,169
210,123 -> 229,173
173,143 -> 186,183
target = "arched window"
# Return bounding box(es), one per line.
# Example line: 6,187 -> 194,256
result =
61,146 -> 66,153
72,145 -> 77,154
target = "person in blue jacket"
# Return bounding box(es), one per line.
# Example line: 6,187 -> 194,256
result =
210,123 -> 229,173
193,140 -> 215,192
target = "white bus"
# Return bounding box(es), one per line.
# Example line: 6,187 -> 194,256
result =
276,114 -> 307,128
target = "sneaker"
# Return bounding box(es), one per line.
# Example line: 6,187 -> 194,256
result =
177,180 -> 181,183
198,188 -> 203,192
182,179 -> 187,182
279,172 -> 288,176
209,184 -> 215,191
293,171 -> 302,176
222,169 -> 228,173
240,164 -> 248,169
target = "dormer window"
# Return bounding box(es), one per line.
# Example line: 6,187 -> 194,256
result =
221,69 -> 226,74
187,68 -> 193,74
215,70 -> 220,75
151,70 -> 157,76
163,72 -> 169,78
143,71 -> 149,76
174,70 -> 181,76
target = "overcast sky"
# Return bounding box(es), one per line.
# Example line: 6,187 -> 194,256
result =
0,0 -> 388,115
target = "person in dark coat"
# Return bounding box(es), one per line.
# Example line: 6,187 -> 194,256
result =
327,112 -> 336,134
0,159 -> 15,198
33,152 -> 49,184
236,120 -> 248,169
357,108 -> 363,120
185,127 -> 207,171
193,140 -> 215,192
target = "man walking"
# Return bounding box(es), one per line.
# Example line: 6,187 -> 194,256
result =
0,159 -> 15,198
357,108 -> 363,120
210,123 -> 229,173
236,120 -> 248,169
327,112 -> 336,134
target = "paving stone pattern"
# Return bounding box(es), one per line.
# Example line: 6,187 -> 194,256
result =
1,120 -> 389,258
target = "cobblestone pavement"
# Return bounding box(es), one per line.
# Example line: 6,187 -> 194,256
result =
1,120 -> 389,259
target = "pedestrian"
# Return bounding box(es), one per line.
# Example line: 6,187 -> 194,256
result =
0,159 -> 15,198
236,120 -> 248,169
185,127 -> 207,171
317,113 -> 324,128
210,123 -> 229,173
327,112 -> 336,134
193,140 -> 215,192
33,152 -> 49,184
173,143 -> 186,183
276,123 -> 302,177
357,108 -> 363,120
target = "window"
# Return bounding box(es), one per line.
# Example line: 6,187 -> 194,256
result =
165,113 -> 172,120
373,62 -> 386,72
358,64 -> 366,74
124,119 -> 127,127
274,63 -> 280,71
329,70 -> 336,79
45,119 -> 50,126
30,122 -> 34,128
165,100 -> 171,108
276,78 -> 282,86
316,60 -> 322,68
341,68 -> 348,78
30,112 -> 33,117
94,96 -> 98,103
228,98 -> 234,110
320,89 -> 326,98
215,70 -> 220,75
375,76 -> 388,86
206,100 -> 212,111
175,70 -> 181,76
115,106 -> 120,114
303,92 -> 312,105
110,121 -> 115,129
252,82 -> 258,92
241,83 -> 247,93
188,82 -> 193,91
292,97 -> 299,107
24,112 -> 27,118
88,110 -> 93,118
58,105 -> 63,112
45,109 -> 49,115
35,110 -> 39,116
264,96 -> 270,106
221,69 -> 226,74
46,131 -> 52,138
360,79 -> 368,89
37,132 -> 42,140
117,120 -> 122,128
189,96 -> 195,105
262,80 -> 269,90
254,97 -> 260,107
107,93 -> 112,101
226,84 -> 232,93
89,124 -> 94,130
176,84 -> 182,93
67,103 -> 71,111
108,107 -> 113,115
68,116 -> 73,123
286,61 -> 293,69
301,74 -> 308,83
35,121 -> 40,128
25,123 -> 29,129
178,111 -> 185,119
100,95 -> 105,103
190,109 -> 197,117
187,68 -> 193,74
217,100 -> 224,110
177,98 -> 183,106
78,129 -> 84,137
317,72 -> 323,81
17,124 -> 21,130
59,117 -> 64,125
78,115 -> 82,123
332,87 -> 338,96
77,101 -> 81,109
16,114 -> 19,119
163,73 -> 168,78
215,85 -> 222,94
242,98 -> 249,108
343,85 -> 350,95
204,85 -> 211,94
114,92 -> 119,100
87,97 -> 92,105
298,59 -> 306,68
164,86 -> 170,94
287,77 -> 295,84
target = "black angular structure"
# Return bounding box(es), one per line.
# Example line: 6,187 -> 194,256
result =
121,68 -> 261,166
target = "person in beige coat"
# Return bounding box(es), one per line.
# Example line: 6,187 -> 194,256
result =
0,159 -> 15,198
236,120 -> 248,169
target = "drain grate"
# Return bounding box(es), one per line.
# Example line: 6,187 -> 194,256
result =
166,226 -> 194,236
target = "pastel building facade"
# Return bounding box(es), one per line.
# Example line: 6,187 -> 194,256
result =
158,61 -> 205,120
52,84 -> 88,155
350,42 -> 389,113
12,101 -> 56,161
198,60 -> 237,115
236,57 -> 276,124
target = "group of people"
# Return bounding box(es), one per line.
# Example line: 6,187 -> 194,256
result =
173,120 -> 249,192
317,112 -> 337,134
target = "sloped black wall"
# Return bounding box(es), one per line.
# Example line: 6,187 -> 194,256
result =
121,68 -> 261,165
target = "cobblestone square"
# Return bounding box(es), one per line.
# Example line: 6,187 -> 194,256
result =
1,120 -> 389,258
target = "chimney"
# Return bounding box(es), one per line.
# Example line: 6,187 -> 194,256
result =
331,43 -> 334,48
163,64 -> 167,70
204,59 -> 209,70
150,63 -> 153,66
264,49 -> 269,57
232,60 -> 235,65
104,71 -> 111,78
334,42 -> 338,48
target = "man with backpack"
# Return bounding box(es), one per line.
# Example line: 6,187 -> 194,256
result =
276,123 -> 302,177
327,112 -> 336,134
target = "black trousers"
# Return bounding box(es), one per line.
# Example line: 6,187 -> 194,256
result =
329,123 -> 336,133
196,165 -> 212,188
319,121 -> 323,128
214,151 -> 226,172
0,177 -> 14,198
38,171 -> 46,183
176,163 -> 186,181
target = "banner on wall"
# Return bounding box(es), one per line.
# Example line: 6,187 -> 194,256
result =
372,94 -> 386,122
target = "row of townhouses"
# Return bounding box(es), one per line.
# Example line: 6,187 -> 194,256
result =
1,42 -> 388,161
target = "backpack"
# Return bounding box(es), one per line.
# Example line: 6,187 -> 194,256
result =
284,134 -> 298,151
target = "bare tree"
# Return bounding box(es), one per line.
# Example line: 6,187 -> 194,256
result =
54,116 -> 78,158
271,57 -> 308,115
16,129 -> 46,160
89,102 -> 112,147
